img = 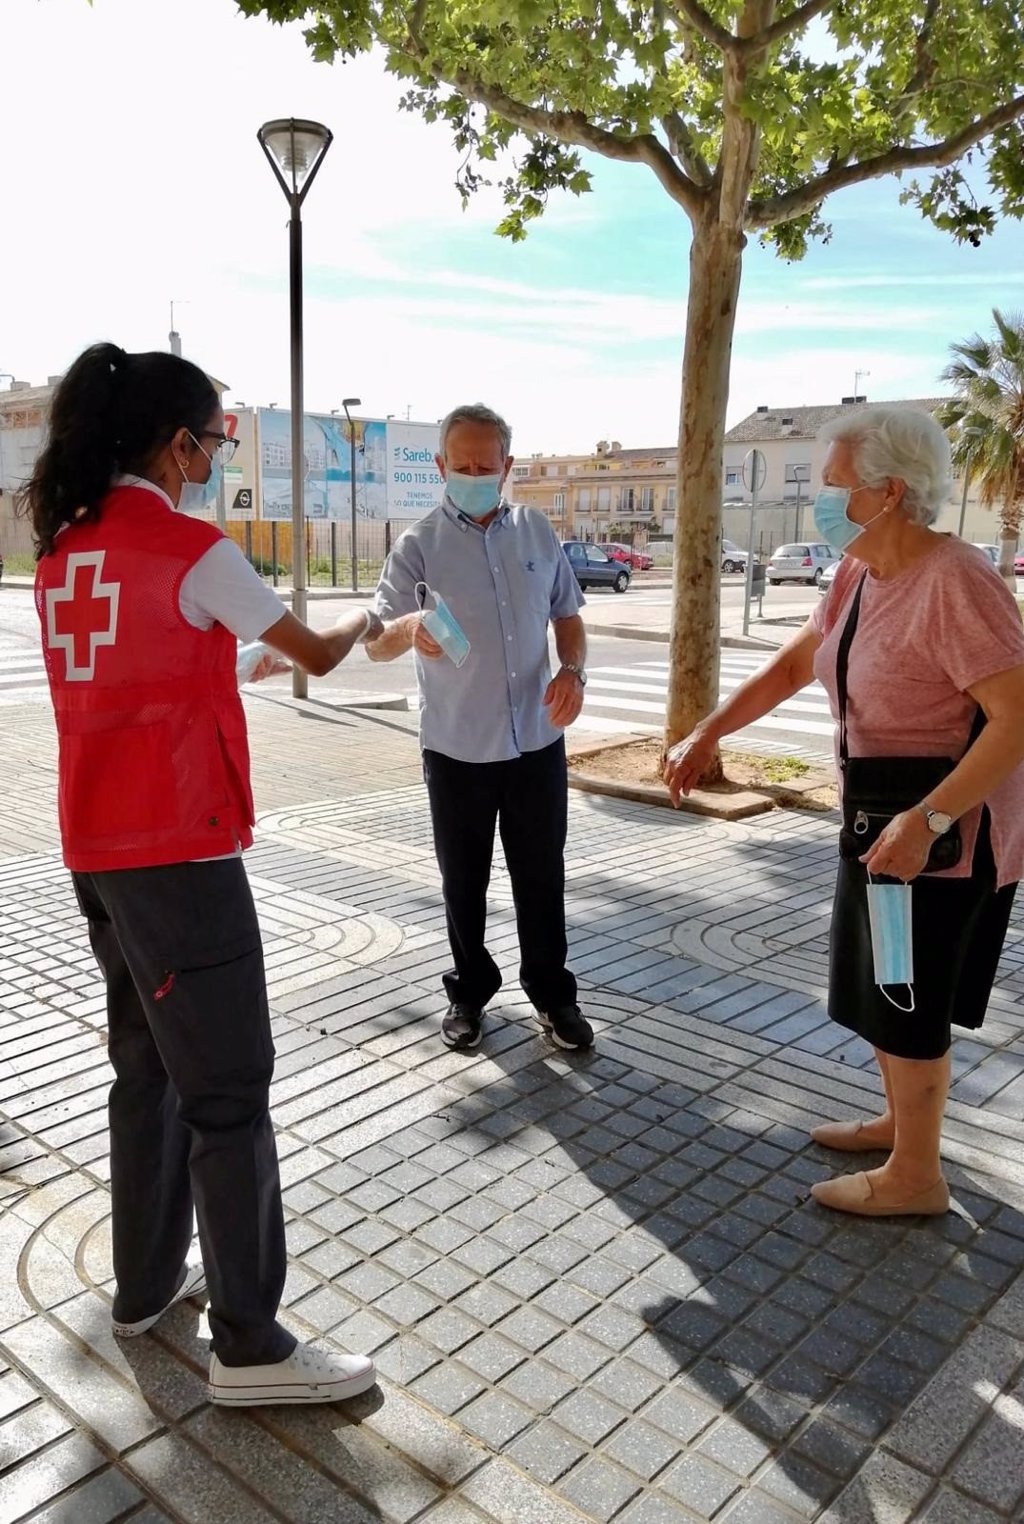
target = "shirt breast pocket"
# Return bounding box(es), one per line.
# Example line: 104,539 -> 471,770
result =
513,556 -> 555,619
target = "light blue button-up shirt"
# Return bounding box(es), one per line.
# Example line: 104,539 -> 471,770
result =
376,499 -> 584,763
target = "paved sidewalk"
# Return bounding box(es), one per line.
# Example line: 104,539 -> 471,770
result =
3,690 -> 1024,1524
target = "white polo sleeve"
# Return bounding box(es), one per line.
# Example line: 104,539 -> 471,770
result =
178,539 -> 288,642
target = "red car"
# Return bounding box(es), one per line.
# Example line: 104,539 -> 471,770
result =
597,541 -> 653,571
1015,551 -> 1024,577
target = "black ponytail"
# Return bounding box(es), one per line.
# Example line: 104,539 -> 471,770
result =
15,343 -> 218,556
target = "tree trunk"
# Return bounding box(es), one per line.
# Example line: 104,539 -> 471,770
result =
998,484 -> 1022,591
664,213 -> 745,776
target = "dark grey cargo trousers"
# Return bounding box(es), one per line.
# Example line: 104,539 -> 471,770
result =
73,859 -> 295,1367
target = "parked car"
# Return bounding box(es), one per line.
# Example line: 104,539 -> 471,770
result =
0,549 -> 4,585
597,541 -> 653,571
767,542 -> 838,586
561,541 -> 632,592
721,539 -> 749,574
972,543 -> 1001,565
817,558 -> 841,596
1015,550 -> 1024,576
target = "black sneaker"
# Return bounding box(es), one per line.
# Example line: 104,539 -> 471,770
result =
441,1003 -> 484,1049
538,1005 -> 594,1050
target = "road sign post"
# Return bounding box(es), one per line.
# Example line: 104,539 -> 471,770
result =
741,449 -> 766,636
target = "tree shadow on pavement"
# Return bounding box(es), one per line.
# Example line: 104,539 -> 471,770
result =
422,1005 -> 1024,1521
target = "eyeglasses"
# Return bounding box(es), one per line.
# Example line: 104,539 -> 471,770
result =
202,432 -> 239,465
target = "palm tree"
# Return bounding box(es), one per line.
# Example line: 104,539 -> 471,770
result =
938,309 -> 1024,585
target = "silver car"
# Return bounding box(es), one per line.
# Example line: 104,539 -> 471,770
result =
767,541 -> 838,586
721,539 -> 748,574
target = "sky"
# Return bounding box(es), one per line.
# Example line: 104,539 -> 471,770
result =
2,0 -> 1023,455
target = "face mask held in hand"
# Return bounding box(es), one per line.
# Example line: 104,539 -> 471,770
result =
445,470 -> 503,520
416,583 -> 471,667
866,873 -> 915,1012
812,484 -> 885,555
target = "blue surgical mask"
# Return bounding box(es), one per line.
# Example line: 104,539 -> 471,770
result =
866,875 -> 915,1012
177,436 -> 222,514
813,485 -> 883,554
445,470 -> 503,520
416,582 -> 471,667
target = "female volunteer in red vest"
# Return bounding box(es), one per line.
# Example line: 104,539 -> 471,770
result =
18,343 -> 381,1407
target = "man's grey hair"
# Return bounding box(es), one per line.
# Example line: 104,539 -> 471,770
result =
439,403 -> 512,460
819,406 -> 953,527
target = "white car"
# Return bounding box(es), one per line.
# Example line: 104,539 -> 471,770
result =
721,539 -> 749,574
767,542 -> 838,586
817,558 -> 841,595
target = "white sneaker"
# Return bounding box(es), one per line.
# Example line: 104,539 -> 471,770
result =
112,1260 -> 208,1338
208,1343 -> 377,1406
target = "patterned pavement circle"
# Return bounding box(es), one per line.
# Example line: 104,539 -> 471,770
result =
3,775 -> 1024,1522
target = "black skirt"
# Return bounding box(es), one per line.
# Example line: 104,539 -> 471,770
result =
828,812 -> 1018,1060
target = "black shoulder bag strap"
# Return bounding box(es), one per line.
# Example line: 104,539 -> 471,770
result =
834,572 -> 868,775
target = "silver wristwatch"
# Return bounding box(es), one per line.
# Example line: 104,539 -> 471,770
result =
561,663 -> 587,687
917,803 -> 953,835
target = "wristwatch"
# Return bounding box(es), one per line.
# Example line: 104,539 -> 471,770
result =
917,803 -> 953,835
561,662 -> 587,687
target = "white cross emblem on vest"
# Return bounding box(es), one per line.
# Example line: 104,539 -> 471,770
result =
45,551 -> 121,682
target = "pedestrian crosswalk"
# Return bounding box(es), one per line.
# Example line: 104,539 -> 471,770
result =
0,648 -> 49,704
574,654 -> 836,760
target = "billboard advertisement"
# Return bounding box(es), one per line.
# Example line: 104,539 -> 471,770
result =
257,409 -> 442,521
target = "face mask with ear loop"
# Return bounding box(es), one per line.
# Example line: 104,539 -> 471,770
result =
813,485 -> 886,555
177,433 -> 222,514
866,873 -> 915,1012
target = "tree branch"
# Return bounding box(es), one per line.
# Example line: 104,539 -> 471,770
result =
403,35 -> 707,218
746,92 -> 1024,227
663,0 -> 735,52
661,111 -> 713,185
899,0 -> 941,100
737,0 -> 834,56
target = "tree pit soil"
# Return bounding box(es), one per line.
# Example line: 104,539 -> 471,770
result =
568,735 -> 838,813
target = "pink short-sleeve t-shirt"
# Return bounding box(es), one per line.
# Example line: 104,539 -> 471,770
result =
811,537 -> 1024,888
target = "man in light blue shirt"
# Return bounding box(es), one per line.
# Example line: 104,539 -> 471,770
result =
368,403 -> 593,1052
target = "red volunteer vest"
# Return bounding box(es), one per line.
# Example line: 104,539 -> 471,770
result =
36,484 -> 255,871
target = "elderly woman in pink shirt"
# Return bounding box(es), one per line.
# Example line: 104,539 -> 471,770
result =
664,407 -> 1024,1218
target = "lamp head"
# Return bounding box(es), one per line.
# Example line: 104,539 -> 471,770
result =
258,118 -> 333,205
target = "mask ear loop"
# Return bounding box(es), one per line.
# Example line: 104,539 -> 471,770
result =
414,581 -> 430,612
867,869 -> 916,1013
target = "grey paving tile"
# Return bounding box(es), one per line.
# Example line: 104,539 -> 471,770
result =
660,1453 -> 741,1518
817,1451 -> 934,1523
183,1409 -> 382,1523
557,1456 -> 642,1521
506,1422 -> 587,1485
459,1390 -> 535,1449
0,1433 -> 109,1523
886,1323 -> 1024,1474
461,1457 -> 607,1524
25,1466 -> 144,1524
411,1360 -> 489,1415
948,1396 -> 1024,1514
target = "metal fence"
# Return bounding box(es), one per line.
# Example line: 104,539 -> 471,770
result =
220,518 -> 419,588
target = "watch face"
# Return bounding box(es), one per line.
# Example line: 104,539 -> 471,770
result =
929,811 -> 952,834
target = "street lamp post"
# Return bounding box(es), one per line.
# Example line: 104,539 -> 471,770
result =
957,426 -> 984,539
257,117 -> 333,699
342,397 -> 361,592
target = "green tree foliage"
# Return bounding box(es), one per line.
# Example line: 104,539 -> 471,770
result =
240,0 -> 1024,755
938,308 -> 1024,577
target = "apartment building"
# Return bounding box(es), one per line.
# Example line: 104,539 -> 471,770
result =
512,439 -> 676,542
514,395 -> 989,545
